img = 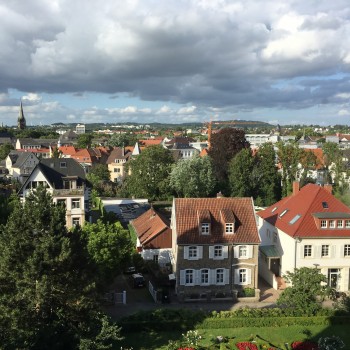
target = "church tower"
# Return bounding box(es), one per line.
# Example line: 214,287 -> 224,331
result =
17,101 -> 26,130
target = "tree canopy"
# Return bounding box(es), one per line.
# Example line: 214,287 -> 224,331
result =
0,187 -> 121,349
208,128 -> 250,193
0,143 -> 14,161
125,145 -> 174,200
169,155 -> 216,198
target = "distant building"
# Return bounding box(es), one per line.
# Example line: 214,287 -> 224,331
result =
17,101 -> 26,130
75,124 -> 86,134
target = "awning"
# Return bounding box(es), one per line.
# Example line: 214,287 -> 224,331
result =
260,245 -> 280,258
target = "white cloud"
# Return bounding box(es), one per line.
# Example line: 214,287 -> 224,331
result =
338,109 -> 350,116
177,106 -> 197,114
156,105 -> 171,114
121,106 -> 137,114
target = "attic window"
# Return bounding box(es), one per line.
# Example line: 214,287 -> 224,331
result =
225,223 -> 234,234
60,162 -> 67,168
322,202 -> 329,209
279,209 -> 289,218
271,207 -> 277,213
201,223 -> 210,235
289,214 -> 301,225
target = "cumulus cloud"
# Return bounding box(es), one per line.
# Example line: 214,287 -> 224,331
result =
0,0 -> 350,125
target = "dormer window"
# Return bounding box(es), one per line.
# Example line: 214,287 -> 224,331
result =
225,223 -> 234,234
60,162 -> 67,168
337,220 -> 343,228
201,223 -> 210,235
321,220 -> 327,228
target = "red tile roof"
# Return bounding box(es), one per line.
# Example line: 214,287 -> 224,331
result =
59,145 -> 77,156
258,183 -> 350,238
130,208 -> 170,246
139,139 -> 163,147
174,197 -> 260,244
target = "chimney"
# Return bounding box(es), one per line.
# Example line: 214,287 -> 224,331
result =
324,184 -> 333,194
293,181 -> 300,196
217,191 -> 223,198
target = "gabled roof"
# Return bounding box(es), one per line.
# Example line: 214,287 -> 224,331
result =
130,208 -> 170,246
7,150 -> 38,168
258,183 -> 350,238
106,147 -> 131,164
174,197 -> 259,244
139,139 -> 163,147
59,145 -> 77,156
20,158 -> 86,192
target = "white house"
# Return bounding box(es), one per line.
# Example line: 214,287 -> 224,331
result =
257,182 -> 350,292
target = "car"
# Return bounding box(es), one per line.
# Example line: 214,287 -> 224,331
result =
131,273 -> 145,288
124,266 -> 136,274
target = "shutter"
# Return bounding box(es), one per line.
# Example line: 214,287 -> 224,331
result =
343,268 -> 349,292
194,270 -> 200,285
197,246 -> 203,259
247,268 -> 252,285
331,245 -> 336,258
234,269 -> 239,284
247,245 -> 253,259
234,246 -> 239,258
223,246 -> 228,259
209,246 -> 214,259
224,269 -> 230,285
184,246 -> 189,259
209,269 -> 216,285
180,270 -> 185,285
300,245 -> 305,259
315,245 -> 321,259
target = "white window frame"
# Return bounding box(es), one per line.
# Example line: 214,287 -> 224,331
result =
71,198 -> 81,209
214,245 -> 223,258
344,244 -> 350,257
337,220 -> 343,228
216,268 -> 224,285
225,223 -> 234,234
201,269 -> 209,285
185,269 -> 194,285
239,268 -> 247,284
72,217 -> 80,226
329,220 -> 335,228
346,220 -> 350,229
304,245 -> 312,257
321,245 -> 329,257
188,246 -> 197,259
320,220 -> 327,228
201,223 -> 210,235
239,245 -> 247,258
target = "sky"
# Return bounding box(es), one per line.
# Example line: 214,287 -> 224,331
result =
1,0 -> 350,127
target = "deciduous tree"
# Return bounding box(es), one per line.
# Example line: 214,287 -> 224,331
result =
169,155 -> 216,198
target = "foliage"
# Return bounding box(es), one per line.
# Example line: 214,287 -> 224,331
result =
318,336 -> 345,350
125,145 -> 174,200
88,164 -> 111,182
169,155 -> 216,198
291,341 -> 318,349
77,133 -> 94,148
0,187 -> 121,349
83,220 -> 134,283
0,192 -> 18,225
107,133 -> 137,148
0,142 -> 14,160
277,267 -> 333,314
208,128 -> 250,192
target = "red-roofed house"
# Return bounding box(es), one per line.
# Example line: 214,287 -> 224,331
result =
130,208 -> 172,266
106,147 -> 132,183
171,197 -> 260,302
257,182 -> 350,292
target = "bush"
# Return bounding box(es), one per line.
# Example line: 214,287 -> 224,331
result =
242,288 -> 255,297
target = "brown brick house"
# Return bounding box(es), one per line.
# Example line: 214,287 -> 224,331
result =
171,197 -> 260,302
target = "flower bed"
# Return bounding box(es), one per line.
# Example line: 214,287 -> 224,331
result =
236,342 -> 259,350
291,341 -> 318,350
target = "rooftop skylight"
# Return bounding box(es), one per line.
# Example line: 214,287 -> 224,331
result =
289,214 -> 301,225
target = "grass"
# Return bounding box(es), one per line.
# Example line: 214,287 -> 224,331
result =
119,324 -> 350,350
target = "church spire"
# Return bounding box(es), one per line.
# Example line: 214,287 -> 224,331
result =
17,101 -> 26,130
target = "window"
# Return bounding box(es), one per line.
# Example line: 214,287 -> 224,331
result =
57,199 -> 66,207
225,223 -> 234,234
346,220 -> 350,228
273,232 -> 278,243
201,269 -> 209,285
188,246 -> 197,259
72,218 -> 80,226
321,245 -> 329,257
153,255 -> 158,263
289,214 -> 301,225
271,207 -> 277,213
114,168 -> 120,173
322,201 -> 329,209
201,223 -> 210,235
71,199 -> 80,209
321,220 -> 327,228
344,245 -> 350,257
60,162 -> 67,168
239,269 -> 247,284
214,245 -> 223,258
329,220 -> 335,228
279,209 -> 289,218
239,245 -> 247,258
185,269 -> 194,285
337,220 -> 343,228
304,245 -> 312,257
216,269 -> 224,284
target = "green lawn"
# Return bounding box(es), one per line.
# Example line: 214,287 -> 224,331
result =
120,324 -> 350,350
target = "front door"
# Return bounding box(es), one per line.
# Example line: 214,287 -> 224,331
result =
270,258 -> 280,276
328,269 -> 340,289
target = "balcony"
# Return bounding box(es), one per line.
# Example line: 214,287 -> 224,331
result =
53,187 -> 84,196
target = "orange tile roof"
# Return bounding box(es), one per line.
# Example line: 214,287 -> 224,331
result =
174,197 -> 260,244
258,183 -> 350,238
130,208 -> 170,245
199,149 -> 209,157
303,148 -> 324,169
59,145 -> 77,156
139,139 -> 163,147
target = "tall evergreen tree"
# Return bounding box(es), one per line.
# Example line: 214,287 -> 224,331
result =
0,187 -> 121,349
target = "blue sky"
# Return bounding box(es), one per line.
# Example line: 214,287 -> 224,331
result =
1,0 -> 350,127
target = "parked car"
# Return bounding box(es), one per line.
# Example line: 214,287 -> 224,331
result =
131,273 -> 145,288
124,266 -> 136,274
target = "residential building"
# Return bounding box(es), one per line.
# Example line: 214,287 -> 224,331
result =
257,182 -> 350,292
171,197 -> 260,302
5,151 -> 40,182
75,124 -> 86,134
106,147 -> 132,182
19,158 -> 89,229
130,207 -> 172,266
